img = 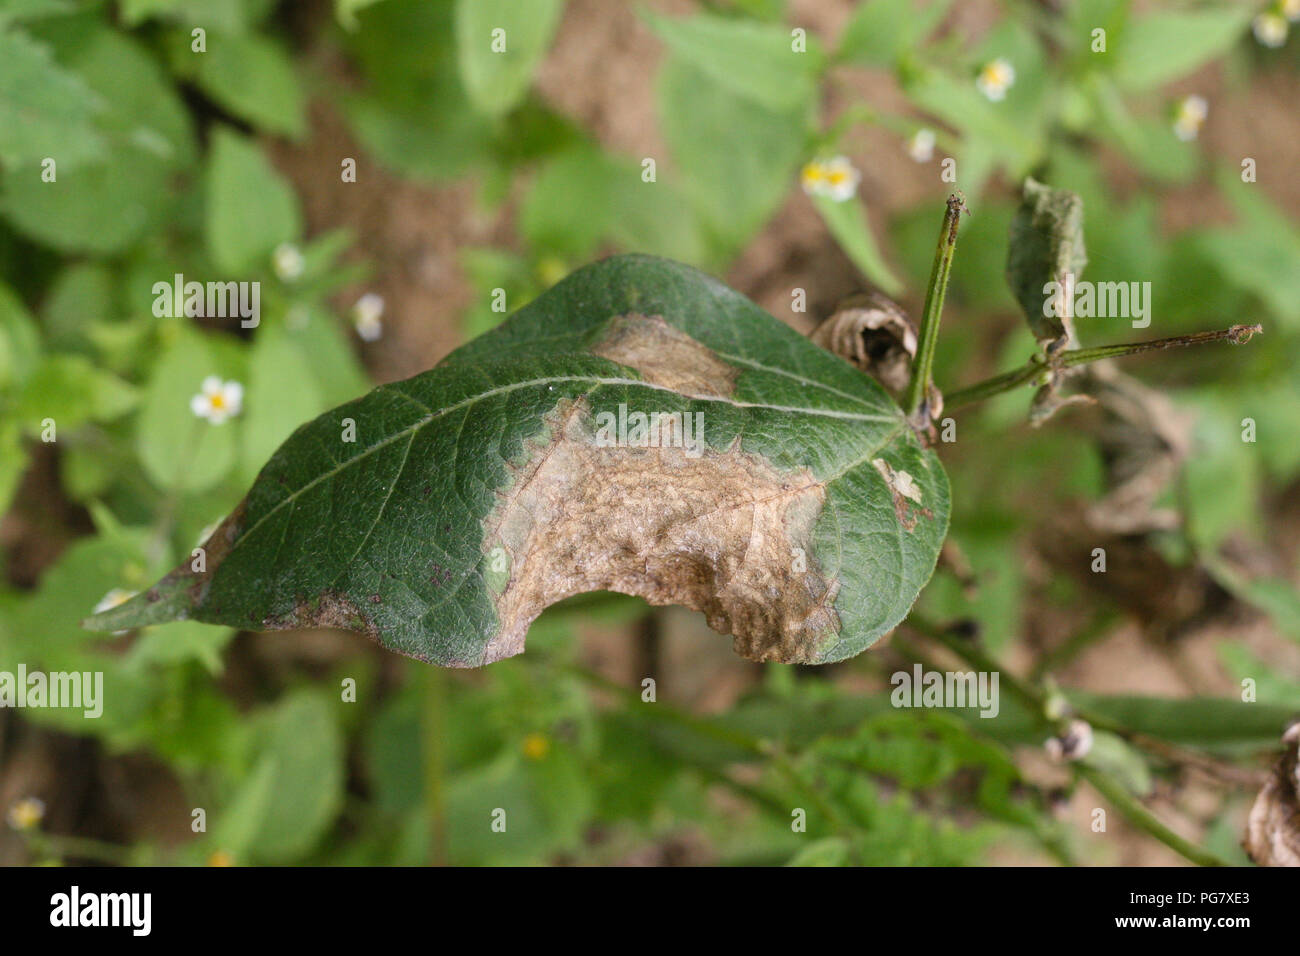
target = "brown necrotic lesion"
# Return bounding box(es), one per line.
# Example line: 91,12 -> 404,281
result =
482,378 -> 840,664
589,312 -> 738,398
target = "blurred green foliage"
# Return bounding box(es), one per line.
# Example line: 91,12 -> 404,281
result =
0,0 -> 1297,866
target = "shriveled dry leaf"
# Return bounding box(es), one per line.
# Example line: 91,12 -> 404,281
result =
1078,362 -> 1193,534
1006,177 -> 1087,353
1028,375 -> 1094,428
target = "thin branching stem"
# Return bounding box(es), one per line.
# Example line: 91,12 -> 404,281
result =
1074,763 -> 1229,868
1061,324 -> 1263,366
944,324 -> 1263,411
905,614 -> 1235,867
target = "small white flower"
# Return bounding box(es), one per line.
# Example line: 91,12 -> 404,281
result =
190,376 -> 243,425
352,292 -> 385,342
802,155 -> 860,203
907,128 -> 936,163
975,58 -> 1015,101
1283,0 -> 1300,22
1253,12 -> 1289,47
1172,94 -> 1208,141
820,156 -> 860,202
800,159 -> 827,196
272,243 -> 304,282
6,797 -> 45,831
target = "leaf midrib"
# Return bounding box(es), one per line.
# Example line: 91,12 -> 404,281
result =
443,328 -> 886,411
230,372 -> 902,559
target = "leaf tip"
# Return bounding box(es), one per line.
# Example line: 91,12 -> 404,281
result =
80,573 -> 194,633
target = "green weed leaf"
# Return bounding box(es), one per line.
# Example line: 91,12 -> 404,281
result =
0,27 -> 104,169
1111,6 -> 1251,93
204,126 -> 301,273
645,10 -> 824,112
454,0 -> 564,117
194,32 -> 306,138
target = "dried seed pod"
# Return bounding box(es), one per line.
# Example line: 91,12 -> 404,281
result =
811,292 -> 917,394
1244,722 -> 1300,867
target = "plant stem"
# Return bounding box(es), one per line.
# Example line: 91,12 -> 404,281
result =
944,324 -> 1263,411
890,634 -> 1077,865
1029,609 -> 1119,681
904,192 -> 966,420
1074,763 -> 1228,867
909,615 -> 1046,715
941,361 -> 1044,411
905,615 -> 1235,867
1060,325 -> 1262,367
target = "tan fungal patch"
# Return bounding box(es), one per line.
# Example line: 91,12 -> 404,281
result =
872,458 -> 932,532
591,313 -> 737,398
482,399 -> 839,664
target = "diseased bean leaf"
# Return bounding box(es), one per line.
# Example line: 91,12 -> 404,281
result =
86,256 -> 949,666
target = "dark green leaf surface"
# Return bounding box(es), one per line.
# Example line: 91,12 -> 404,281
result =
86,256 -> 949,666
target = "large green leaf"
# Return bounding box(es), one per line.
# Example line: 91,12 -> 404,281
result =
86,256 -> 949,666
